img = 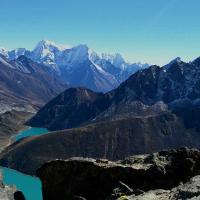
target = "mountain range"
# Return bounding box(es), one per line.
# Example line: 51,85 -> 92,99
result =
0,40 -> 149,93
0,40 -> 148,152
2,56 -> 200,175
28,56 -> 200,130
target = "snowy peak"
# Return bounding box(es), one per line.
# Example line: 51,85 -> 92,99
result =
34,40 -> 69,52
101,53 -> 126,69
0,47 -> 8,58
8,48 -> 28,60
72,44 -> 90,58
56,44 -> 91,67
1,40 -> 150,92
30,40 -> 71,70
32,40 -> 70,61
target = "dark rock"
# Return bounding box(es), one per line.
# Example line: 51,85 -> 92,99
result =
14,191 -> 26,200
29,59 -> 200,131
133,189 -> 144,196
37,148 -> 200,200
73,196 -> 87,200
107,181 -> 133,200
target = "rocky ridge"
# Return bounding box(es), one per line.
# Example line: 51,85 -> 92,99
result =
37,148 -> 200,200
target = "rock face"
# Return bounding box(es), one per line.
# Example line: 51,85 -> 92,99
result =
127,175 -> 200,200
37,148 -> 200,200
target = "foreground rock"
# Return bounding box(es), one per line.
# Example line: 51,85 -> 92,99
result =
126,175 -> 200,200
37,148 -> 200,200
14,191 -> 26,200
0,171 -> 17,200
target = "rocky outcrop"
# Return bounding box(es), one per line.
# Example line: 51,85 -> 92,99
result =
124,175 -> 200,200
0,171 -> 17,200
14,191 -> 26,200
37,148 -> 200,200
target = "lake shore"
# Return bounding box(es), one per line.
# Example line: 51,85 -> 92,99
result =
0,111 -> 34,152
0,127 -> 49,200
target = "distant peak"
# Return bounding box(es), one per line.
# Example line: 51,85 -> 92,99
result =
101,53 -> 124,61
0,47 -> 8,57
163,57 -> 182,69
172,57 -> 182,63
34,40 -> 70,51
101,52 -> 127,69
0,47 -> 7,51
74,44 -> 89,51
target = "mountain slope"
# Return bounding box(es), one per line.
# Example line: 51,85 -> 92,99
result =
0,55 -> 67,111
2,112 -> 200,175
28,87 -> 108,130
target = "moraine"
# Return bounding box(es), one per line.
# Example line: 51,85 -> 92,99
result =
1,127 -> 48,200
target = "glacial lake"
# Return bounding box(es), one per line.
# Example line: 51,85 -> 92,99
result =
1,127 -> 49,200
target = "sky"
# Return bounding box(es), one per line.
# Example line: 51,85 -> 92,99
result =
0,0 -> 200,65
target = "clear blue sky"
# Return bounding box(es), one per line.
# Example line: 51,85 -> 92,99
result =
0,0 -> 200,65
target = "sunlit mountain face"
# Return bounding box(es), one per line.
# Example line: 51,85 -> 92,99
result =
0,40 -> 149,93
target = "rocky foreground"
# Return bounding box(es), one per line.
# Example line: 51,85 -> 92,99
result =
37,148 -> 200,200
0,170 -> 23,200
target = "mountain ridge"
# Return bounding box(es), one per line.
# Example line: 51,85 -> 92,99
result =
0,55 -> 67,112
28,58 -> 200,130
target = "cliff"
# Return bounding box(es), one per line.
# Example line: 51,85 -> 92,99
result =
37,148 -> 200,200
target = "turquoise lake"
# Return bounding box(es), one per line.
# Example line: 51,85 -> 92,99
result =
1,127 -> 49,200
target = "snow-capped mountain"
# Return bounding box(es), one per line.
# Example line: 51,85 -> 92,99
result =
8,48 -> 29,60
0,40 -> 149,92
0,48 -> 8,58
100,53 -> 127,70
